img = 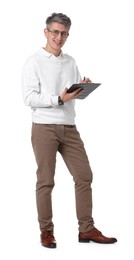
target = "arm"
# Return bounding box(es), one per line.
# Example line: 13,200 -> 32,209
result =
21,58 -> 58,108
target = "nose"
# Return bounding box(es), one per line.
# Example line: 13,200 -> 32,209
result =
57,32 -> 62,39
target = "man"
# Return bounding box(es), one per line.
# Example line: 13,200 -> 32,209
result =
22,12 -> 117,248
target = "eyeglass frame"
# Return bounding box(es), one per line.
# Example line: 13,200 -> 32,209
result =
47,29 -> 69,38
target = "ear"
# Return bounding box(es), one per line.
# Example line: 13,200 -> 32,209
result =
44,28 -> 49,38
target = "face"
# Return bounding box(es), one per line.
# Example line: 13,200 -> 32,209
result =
44,22 -> 69,56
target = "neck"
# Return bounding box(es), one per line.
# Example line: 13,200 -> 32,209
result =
44,45 -> 61,57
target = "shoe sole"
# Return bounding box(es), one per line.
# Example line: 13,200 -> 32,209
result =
41,243 -> 57,248
79,238 -> 117,244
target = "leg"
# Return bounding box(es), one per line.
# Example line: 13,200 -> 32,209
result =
59,125 -> 94,233
31,123 -> 59,232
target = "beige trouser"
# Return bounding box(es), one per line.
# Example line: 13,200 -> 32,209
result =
31,123 -> 94,233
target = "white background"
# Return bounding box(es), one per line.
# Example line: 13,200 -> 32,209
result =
0,0 -> 134,259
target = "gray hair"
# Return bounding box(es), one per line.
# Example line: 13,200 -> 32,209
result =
46,13 -> 71,29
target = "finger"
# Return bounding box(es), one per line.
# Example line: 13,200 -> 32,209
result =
72,88 -> 83,97
85,78 -> 92,83
71,88 -> 82,96
75,89 -> 84,97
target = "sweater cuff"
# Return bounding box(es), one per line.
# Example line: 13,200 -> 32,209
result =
51,96 -> 59,106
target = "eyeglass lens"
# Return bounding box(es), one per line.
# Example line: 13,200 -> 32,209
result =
49,29 -> 69,38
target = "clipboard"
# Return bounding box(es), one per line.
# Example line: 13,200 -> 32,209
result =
67,83 -> 101,99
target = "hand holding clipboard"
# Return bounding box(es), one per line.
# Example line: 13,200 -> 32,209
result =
67,82 -> 101,99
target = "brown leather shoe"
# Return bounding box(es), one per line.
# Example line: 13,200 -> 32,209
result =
41,230 -> 56,248
79,227 -> 117,244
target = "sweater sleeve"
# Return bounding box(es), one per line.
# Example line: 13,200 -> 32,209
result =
21,58 -> 58,108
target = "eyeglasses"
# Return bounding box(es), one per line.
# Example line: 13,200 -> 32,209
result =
48,29 -> 69,38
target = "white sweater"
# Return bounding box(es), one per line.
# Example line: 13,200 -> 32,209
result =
22,48 -> 81,124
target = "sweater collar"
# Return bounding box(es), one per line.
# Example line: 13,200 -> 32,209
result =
39,47 -> 63,58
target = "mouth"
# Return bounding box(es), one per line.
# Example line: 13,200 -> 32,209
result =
53,40 -> 63,47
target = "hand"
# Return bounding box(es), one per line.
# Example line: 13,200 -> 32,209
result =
80,77 -> 92,83
60,87 -> 83,103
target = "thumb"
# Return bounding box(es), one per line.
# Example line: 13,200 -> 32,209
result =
63,87 -> 68,94
64,87 -> 68,92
